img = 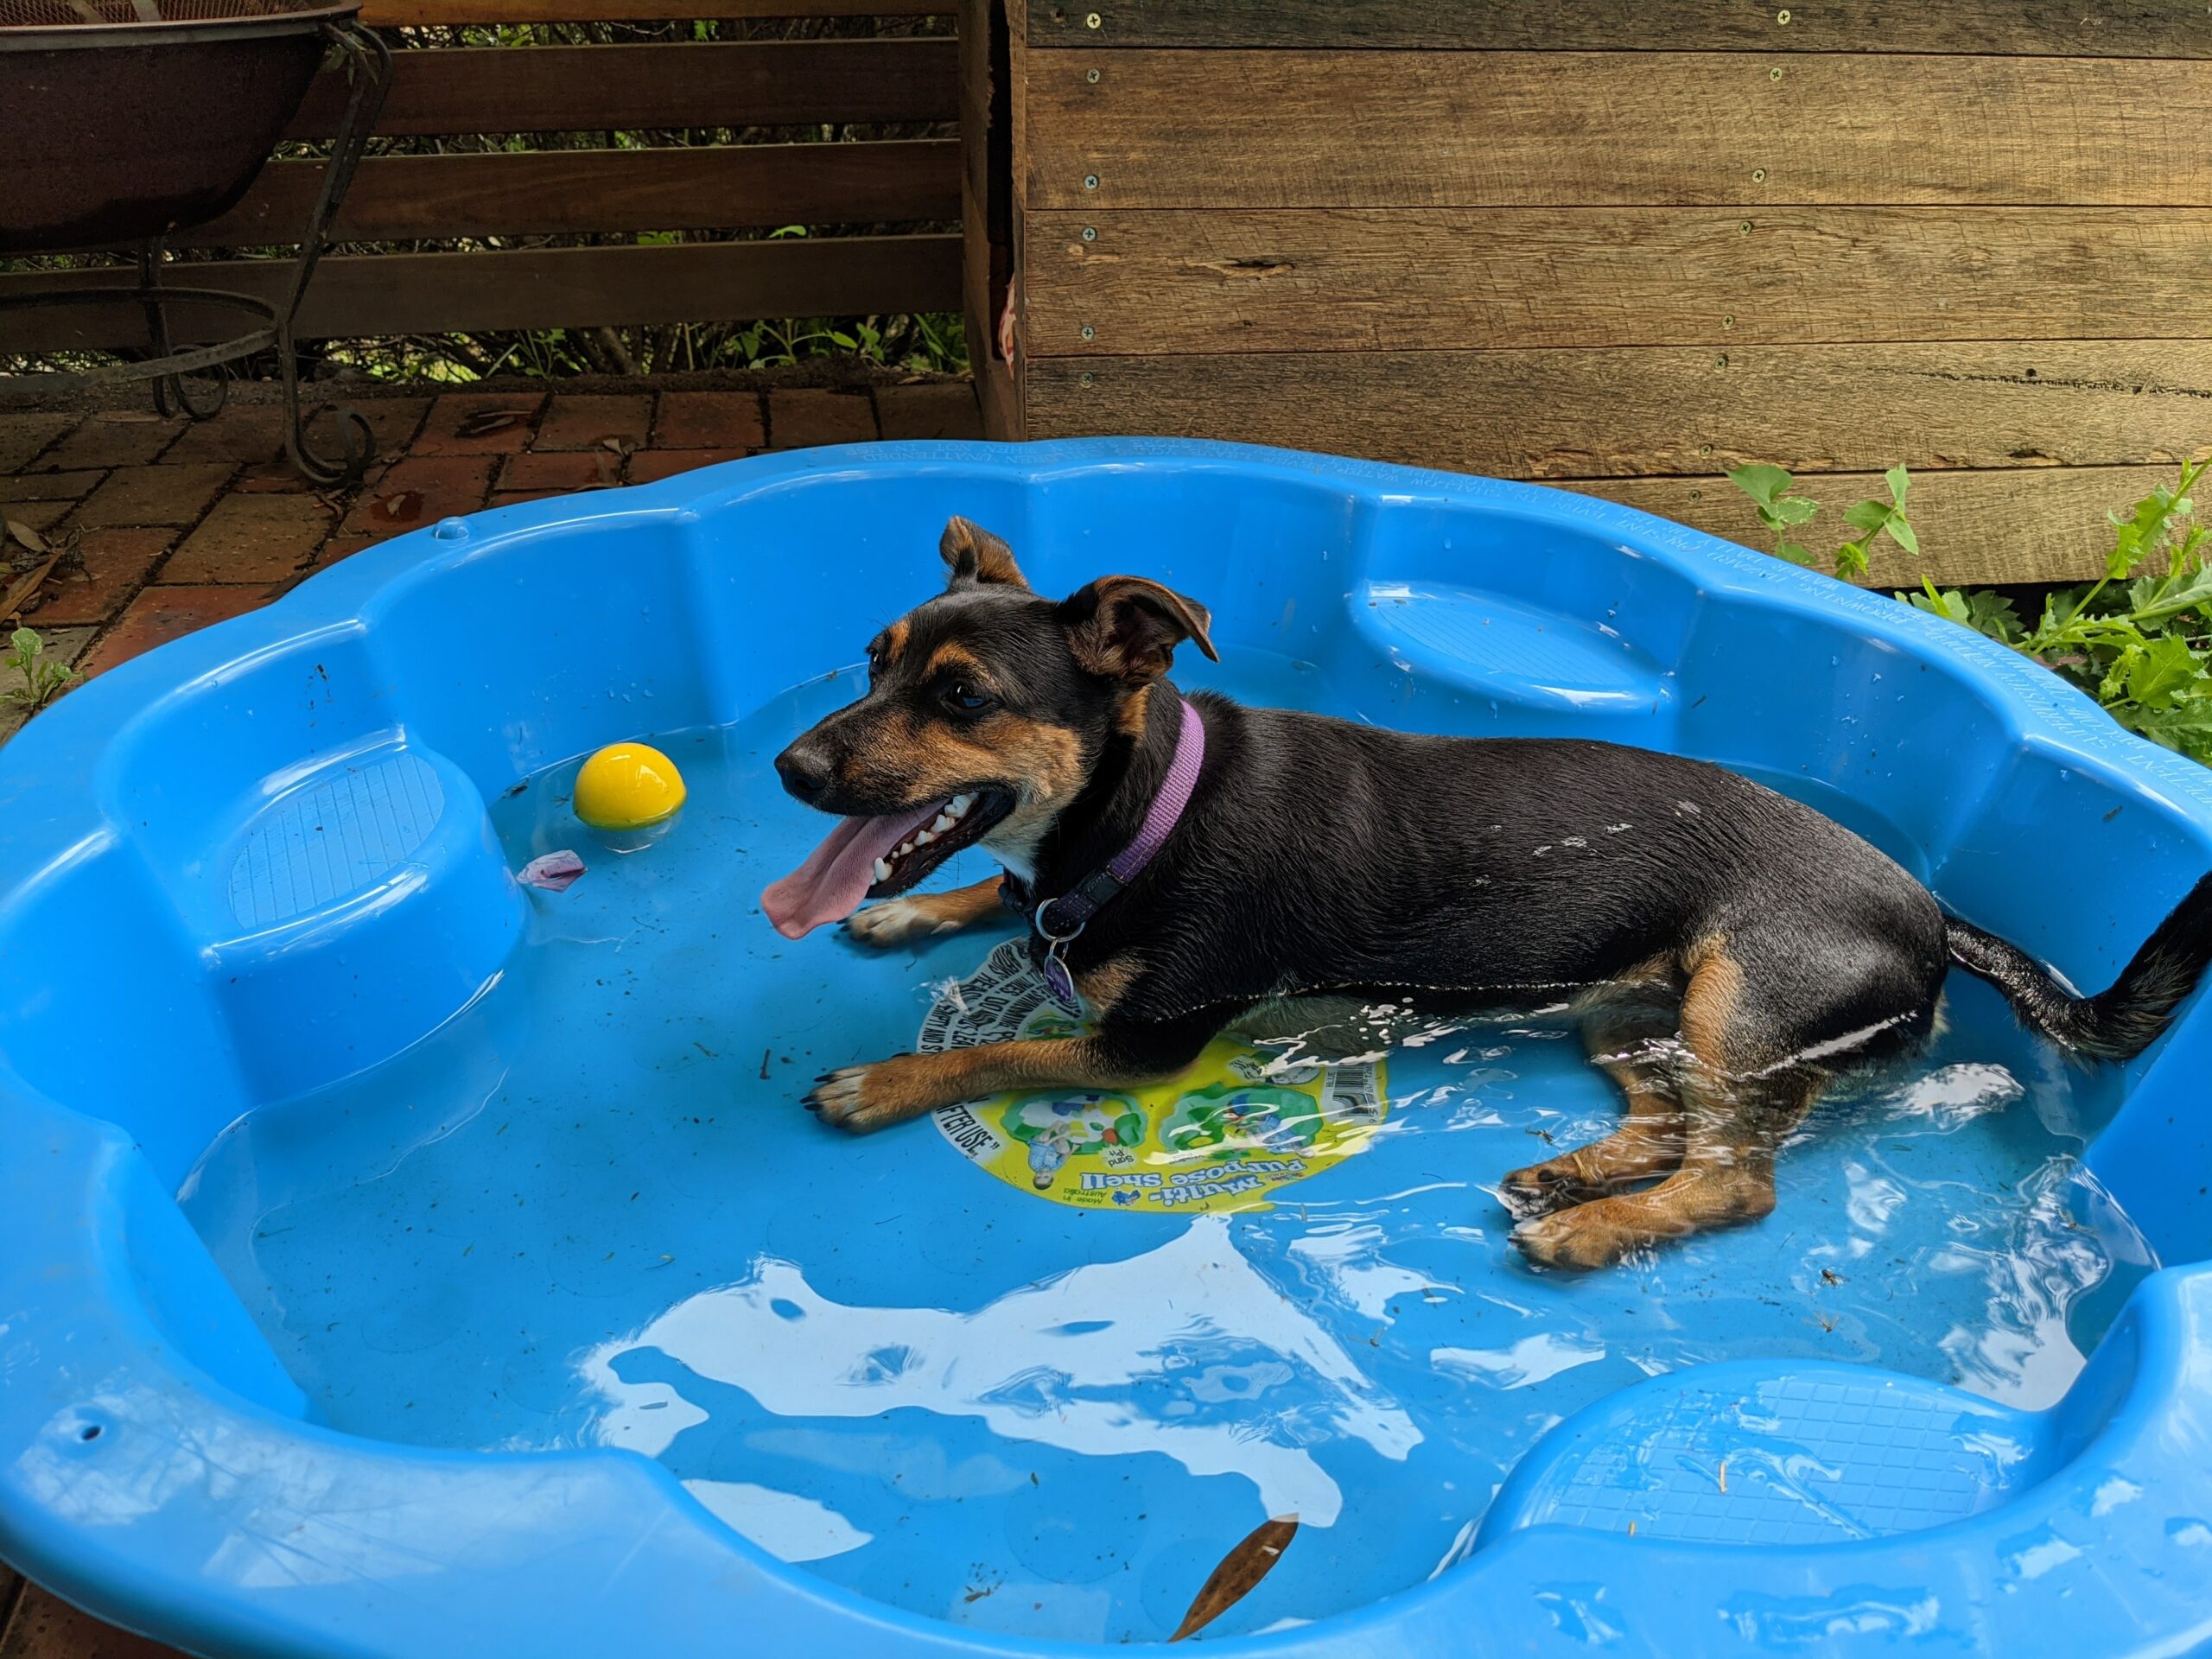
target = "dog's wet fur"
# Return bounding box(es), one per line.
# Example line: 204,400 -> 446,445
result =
778,518 -> 2212,1270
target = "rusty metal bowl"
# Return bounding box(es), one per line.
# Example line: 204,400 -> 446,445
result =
0,0 -> 362,254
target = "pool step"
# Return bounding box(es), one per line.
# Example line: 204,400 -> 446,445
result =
199,739 -> 524,1103
1351,580 -> 1671,730
1481,1361 -> 2045,1547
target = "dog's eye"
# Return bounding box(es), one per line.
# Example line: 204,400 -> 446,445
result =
944,682 -> 995,713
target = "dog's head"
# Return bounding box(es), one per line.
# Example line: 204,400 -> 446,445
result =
762,516 -> 1216,938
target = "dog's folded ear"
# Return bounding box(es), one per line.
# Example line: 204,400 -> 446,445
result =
1059,575 -> 1220,683
939,517 -> 1028,588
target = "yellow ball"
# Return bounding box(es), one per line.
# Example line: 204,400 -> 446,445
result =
574,741 -> 686,832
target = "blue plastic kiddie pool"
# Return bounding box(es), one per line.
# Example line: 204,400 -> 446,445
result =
3,442 -> 2210,1656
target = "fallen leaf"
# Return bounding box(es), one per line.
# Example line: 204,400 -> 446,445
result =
1170,1516 -> 1298,1642
600,436 -> 634,457
5,518 -> 48,554
372,489 -> 423,524
455,409 -> 524,438
2,551 -> 63,620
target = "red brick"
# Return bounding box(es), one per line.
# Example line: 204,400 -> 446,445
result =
2,500 -> 74,536
499,449 -> 620,493
340,456 -> 494,539
73,464 -> 234,530
310,397 -> 429,463
157,405 -> 286,465
79,584 -> 273,677
0,469 -> 105,505
164,494 -> 335,583
653,391 -> 764,450
487,491 -> 556,509
0,413 -> 76,474
22,529 -> 172,627
626,448 -> 748,486
874,380 -> 982,442
535,394 -> 652,453
0,1582 -> 188,1659
412,393 -> 543,455
36,412 -> 185,471
767,388 -> 875,449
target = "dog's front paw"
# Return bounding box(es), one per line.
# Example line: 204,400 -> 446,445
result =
844,898 -> 952,950
804,1055 -> 943,1134
1498,1159 -> 1591,1220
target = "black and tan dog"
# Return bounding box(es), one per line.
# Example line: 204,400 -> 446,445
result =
763,518 -> 2212,1269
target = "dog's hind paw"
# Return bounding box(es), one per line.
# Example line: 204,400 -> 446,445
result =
1510,1209 -> 1634,1272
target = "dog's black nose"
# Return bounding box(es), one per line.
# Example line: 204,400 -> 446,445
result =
776,741 -> 834,804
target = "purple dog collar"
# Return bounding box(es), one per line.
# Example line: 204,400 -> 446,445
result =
1032,696 -> 1205,1007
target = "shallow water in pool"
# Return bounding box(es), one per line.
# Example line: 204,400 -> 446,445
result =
180,652 -> 2157,1644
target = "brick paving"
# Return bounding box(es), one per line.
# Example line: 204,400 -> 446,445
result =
0,372 -> 982,1643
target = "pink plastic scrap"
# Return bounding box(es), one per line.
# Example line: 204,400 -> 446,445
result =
519,849 -> 586,893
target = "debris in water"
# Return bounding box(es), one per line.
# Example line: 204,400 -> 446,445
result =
1718,1459 -> 1729,1495
1820,1268 -> 1844,1286
520,849 -> 586,892
760,1047 -> 772,1080
1170,1515 -> 1299,1642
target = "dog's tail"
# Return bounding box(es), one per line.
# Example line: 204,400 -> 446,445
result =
1945,871 -> 2212,1061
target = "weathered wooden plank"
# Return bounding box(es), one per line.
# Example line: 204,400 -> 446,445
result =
362,0 -> 945,23
1021,343 -> 2212,479
287,40 -> 957,138
0,235 -> 962,352
1024,1 -> 2210,57
181,141 -> 957,245
1572,465 -> 2183,587
1022,207 -> 2212,355
1026,50 -> 2212,209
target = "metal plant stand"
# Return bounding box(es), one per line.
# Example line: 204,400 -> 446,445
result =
0,13 -> 391,484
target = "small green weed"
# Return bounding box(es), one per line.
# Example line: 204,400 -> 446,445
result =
1729,457 -> 2212,765
1726,463 -> 1917,580
4,626 -> 74,716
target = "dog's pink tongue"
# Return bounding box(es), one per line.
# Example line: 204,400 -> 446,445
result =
761,801 -> 946,939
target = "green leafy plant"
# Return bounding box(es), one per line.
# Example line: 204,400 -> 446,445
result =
1907,459 -> 2212,761
3,626 -> 74,715
1728,463 -> 1918,579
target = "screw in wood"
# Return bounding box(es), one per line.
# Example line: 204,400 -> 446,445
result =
1751,168 -> 1766,181
1722,315 -> 1735,328
1079,373 -> 1096,386
1715,353 -> 1730,368
1084,175 -> 1100,190
1085,10 -> 1101,25
1700,444 -> 1714,456
1770,66 -> 1784,80
1081,325 -> 1096,340
1082,226 -> 1096,240
1087,67 -> 1101,83
1777,8 -> 1790,22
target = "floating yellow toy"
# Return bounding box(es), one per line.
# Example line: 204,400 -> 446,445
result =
574,741 -> 686,835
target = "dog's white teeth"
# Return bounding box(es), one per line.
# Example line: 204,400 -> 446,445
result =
872,857 -> 893,882
897,842 -> 914,856
948,793 -> 973,817
915,828 -> 938,846
930,812 -> 956,833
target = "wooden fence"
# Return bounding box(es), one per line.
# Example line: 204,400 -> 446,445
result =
969,2 -> 2212,585
0,0 -> 962,353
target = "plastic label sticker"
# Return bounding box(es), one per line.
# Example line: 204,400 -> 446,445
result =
924,941 -> 1389,1212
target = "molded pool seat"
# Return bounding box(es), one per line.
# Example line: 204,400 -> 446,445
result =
1480,1361 -> 2049,1547
188,734 -> 524,1103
